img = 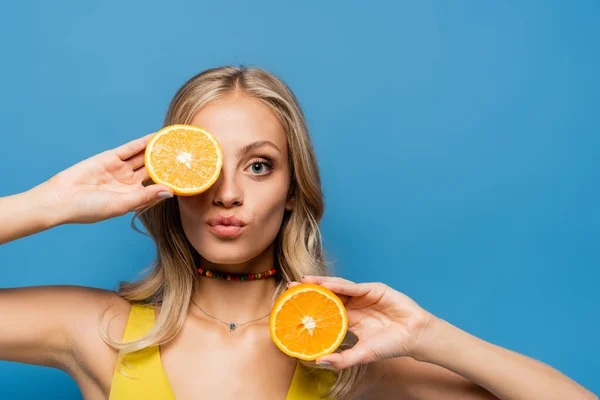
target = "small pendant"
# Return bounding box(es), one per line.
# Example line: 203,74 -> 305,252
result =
229,323 -> 236,335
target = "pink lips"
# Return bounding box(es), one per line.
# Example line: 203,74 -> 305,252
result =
206,215 -> 246,238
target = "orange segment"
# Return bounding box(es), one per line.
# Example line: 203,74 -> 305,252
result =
144,124 -> 223,196
270,283 -> 348,361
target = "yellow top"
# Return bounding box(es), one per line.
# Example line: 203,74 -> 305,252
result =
109,303 -> 337,399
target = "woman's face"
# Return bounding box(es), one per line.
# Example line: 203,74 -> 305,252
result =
177,93 -> 293,267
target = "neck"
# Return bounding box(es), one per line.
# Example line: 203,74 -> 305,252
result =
191,244 -> 278,322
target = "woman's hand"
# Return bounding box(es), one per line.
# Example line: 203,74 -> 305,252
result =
36,133 -> 174,225
291,276 -> 437,370
294,277 -> 598,400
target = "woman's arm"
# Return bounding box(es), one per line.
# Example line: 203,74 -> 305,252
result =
0,133 -> 173,246
0,133 -> 172,371
0,184 -> 64,245
405,317 -> 597,400
294,277 -> 597,400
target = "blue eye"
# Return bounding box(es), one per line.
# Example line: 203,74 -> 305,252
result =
246,159 -> 274,176
251,163 -> 265,174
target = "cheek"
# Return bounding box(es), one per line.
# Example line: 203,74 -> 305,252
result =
174,174 -> 291,263
248,181 -> 290,226
245,198 -> 287,258
253,200 -> 287,237
176,198 -> 208,240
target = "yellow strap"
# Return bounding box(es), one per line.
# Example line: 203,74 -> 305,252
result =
110,304 -> 336,399
287,363 -> 338,399
108,304 -> 175,399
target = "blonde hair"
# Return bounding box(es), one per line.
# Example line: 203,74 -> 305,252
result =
99,66 -> 367,398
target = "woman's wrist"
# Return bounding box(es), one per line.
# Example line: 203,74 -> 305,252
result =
411,315 -> 457,363
0,184 -> 64,245
408,316 -> 597,400
25,182 -> 68,228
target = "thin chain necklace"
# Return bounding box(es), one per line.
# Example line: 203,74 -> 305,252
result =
191,299 -> 271,336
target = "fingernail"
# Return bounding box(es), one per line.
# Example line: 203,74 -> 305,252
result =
316,361 -> 331,366
287,282 -> 291,288
301,276 -> 306,281
158,192 -> 173,199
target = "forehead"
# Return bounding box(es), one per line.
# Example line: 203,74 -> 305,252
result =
190,94 -> 287,155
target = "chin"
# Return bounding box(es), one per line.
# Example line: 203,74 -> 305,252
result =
200,251 -> 253,265
194,240 -> 265,266
184,224 -> 279,267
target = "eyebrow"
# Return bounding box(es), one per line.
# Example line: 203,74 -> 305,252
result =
235,140 -> 282,157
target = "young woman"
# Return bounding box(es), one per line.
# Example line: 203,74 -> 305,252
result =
0,66 -> 595,400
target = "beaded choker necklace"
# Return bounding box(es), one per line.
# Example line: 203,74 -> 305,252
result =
196,267 -> 278,281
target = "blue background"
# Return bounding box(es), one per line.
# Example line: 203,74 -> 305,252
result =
1,1 -> 598,398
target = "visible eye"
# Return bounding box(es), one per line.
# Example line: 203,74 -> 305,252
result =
245,158 -> 274,176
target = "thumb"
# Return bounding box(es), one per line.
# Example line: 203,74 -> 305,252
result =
121,185 -> 174,212
316,344 -> 376,370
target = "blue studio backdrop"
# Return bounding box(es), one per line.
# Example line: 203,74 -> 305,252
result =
1,1 -> 598,398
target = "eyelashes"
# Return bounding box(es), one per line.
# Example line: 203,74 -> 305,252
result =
245,157 -> 275,176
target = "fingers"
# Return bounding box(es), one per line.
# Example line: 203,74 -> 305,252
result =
301,276 -> 355,285
316,344 -> 376,370
317,281 -> 374,298
133,166 -> 151,185
115,133 -> 154,161
120,184 -> 173,212
287,276 -> 353,289
286,276 -> 358,305
126,151 -> 146,170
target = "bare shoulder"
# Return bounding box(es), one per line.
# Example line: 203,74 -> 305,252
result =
0,284 -> 132,394
42,285 -> 133,397
341,361 -> 388,399
345,357 -> 494,400
4,284 -> 132,344
0,283 -> 130,318
57,285 -> 133,373
50,284 -> 133,332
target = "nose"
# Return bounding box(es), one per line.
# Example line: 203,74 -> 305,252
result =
211,168 -> 243,208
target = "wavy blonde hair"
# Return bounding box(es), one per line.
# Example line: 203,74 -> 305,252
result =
99,66 -> 367,398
